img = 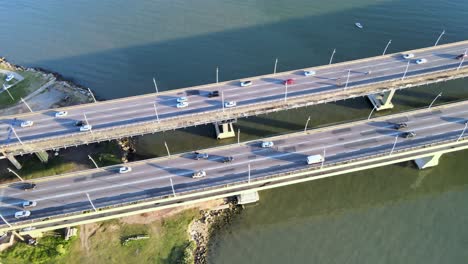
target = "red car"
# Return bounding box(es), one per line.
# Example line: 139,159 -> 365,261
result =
455,54 -> 467,60
284,79 -> 294,85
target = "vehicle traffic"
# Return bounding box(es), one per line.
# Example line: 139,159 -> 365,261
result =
23,201 -> 37,208
393,123 -> 408,130
261,141 -> 274,148
240,80 -> 253,87
20,121 -> 34,127
416,58 -> 427,64
176,97 -> 188,103
402,131 -> 416,138
284,79 -> 294,85
403,53 -> 414,59
222,156 -> 234,163
208,91 -> 219,98
192,170 -> 207,179
119,166 -> 132,174
195,152 -> 209,160
55,111 -> 68,117
15,210 -> 31,219
23,182 -> 36,191
177,102 -> 189,108
79,125 -> 92,132
307,154 -> 324,165
303,70 -> 316,76
224,101 -> 236,108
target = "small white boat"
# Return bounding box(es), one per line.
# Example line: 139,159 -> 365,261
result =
355,22 -> 363,29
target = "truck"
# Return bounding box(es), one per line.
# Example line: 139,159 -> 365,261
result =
307,154 -> 324,165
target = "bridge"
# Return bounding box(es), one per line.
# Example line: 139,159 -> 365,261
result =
1,100 -> 467,234
1,40 -> 468,167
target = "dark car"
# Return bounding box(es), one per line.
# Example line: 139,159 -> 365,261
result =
208,91 -> 219,98
195,152 -> 209,160
222,156 -> 234,163
284,79 -> 294,85
402,131 -> 416,138
393,123 -> 408,130
74,120 -> 85,127
23,182 -> 37,191
455,54 -> 467,60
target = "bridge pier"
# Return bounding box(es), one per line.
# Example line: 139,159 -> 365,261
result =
367,89 -> 396,111
35,151 -> 49,163
414,153 -> 443,169
236,191 -> 259,205
5,154 -> 22,170
214,121 -> 236,139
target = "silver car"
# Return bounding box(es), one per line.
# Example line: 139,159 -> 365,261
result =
15,210 -> 31,219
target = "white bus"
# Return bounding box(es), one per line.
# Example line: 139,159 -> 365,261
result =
307,154 -> 324,165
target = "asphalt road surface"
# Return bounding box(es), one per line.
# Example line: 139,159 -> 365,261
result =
1,41 -> 468,147
1,101 -> 467,225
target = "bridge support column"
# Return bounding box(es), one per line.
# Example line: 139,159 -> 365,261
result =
214,122 -> 235,139
35,151 -> 49,163
236,191 -> 259,205
367,89 -> 396,111
414,153 -> 443,169
5,154 -> 22,170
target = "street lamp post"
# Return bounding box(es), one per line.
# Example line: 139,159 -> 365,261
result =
88,88 -> 97,103
344,69 -> 351,89
428,92 -> 442,109
7,167 -> 24,181
368,106 -> 377,120
237,128 -> 240,145
0,214 -> 12,227
153,103 -> 160,123
170,178 -> 176,196
329,49 -> 336,65
321,149 -> 326,169
457,49 -> 467,71
153,77 -> 159,94
457,122 -> 468,142
221,91 -> 225,112
390,136 -> 398,155
3,84 -> 14,101
11,127 -> 24,146
248,163 -> 251,183
382,39 -> 392,55
434,30 -> 445,47
216,67 -> 219,83
88,155 -> 99,169
21,98 -> 33,112
284,83 -> 288,101
274,58 -> 278,74
164,141 -> 171,157
86,193 -> 98,212
304,116 -> 311,133
402,61 -> 410,80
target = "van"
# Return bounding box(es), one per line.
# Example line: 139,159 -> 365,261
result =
307,154 -> 324,165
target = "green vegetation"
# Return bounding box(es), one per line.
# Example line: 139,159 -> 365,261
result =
0,233 -> 76,264
61,209 -> 199,264
0,70 -> 49,108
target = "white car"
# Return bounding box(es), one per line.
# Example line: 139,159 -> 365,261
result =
303,70 -> 316,76
5,74 -> 14,82
55,111 -> 68,117
261,141 -> 274,148
177,102 -> 189,108
403,53 -> 414,59
176,96 -> 188,103
15,210 -> 31,219
119,166 -> 132,174
240,80 -> 252,87
79,125 -> 92,132
224,101 -> 236,108
416,58 -> 427,64
192,170 -> 207,179
20,121 -> 34,127
23,201 -> 37,208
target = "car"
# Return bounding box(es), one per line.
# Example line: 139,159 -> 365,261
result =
284,79 -> 294,85
23,182 -> 36,191
416,58 -> 427,64
176,96 -> 188,103
402,131 -> 416,138
74,120 -> 85,127
222,156 -> 234,163
455,54 -> 468,60
403,53 -> 414,59
208,91 -> 219,98
5,74 -> 14,82
119,166 -> 132,174
303,70 -> 316,76
261,141 -> 274,148
192,170 -> 207,179
55,111 -> 68,117
15,210 -> 31,219
240,80 -> 252,87
177,102 -> 189,108
20,121 -> 34,127
79,125 -> 92,132
195,152 -> 209,160
22,201 -> 37,208
393,123 -> 408,130
224,101 -> 236,108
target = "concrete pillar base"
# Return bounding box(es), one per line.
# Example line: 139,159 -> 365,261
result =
6,154 -> 22,170
237,191 -> 259,205
414,153 -> 442,169
35,151 -> 49,163
367,89 -> 396,111
214,122 -> 235,139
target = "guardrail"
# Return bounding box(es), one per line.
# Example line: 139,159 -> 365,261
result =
3,63 -> 468,155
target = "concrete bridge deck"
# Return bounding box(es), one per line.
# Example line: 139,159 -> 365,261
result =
1,100 -> 467,232
1,40 -> 468,155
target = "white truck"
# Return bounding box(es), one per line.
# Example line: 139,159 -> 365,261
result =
307,154 -> 324,165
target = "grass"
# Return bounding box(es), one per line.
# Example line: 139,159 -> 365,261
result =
60,209 -> 199,264
0,70 -> 49,108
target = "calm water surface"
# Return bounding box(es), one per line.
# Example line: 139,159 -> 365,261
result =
1,0 -> 468,263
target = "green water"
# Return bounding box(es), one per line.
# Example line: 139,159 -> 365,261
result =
1,0 -> 468,262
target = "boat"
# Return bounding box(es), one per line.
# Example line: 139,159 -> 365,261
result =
355,22 -> 363,29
